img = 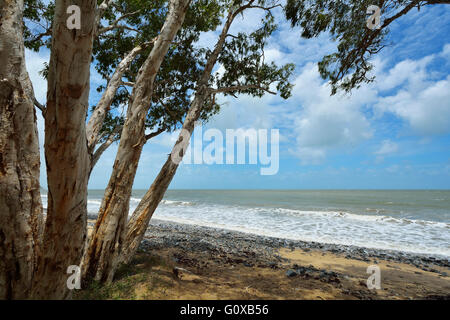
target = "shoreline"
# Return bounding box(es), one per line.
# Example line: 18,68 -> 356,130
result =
87,214 -> 450,269
81,217 -> 450,300
142,218 -> 450,270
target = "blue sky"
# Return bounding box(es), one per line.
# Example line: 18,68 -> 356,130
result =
27,3 -> 450,190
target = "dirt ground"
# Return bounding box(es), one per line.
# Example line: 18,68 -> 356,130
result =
74,246 -> 450,300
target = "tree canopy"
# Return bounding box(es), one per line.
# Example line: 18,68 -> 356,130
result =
285,0 -> 450,94
23,0 -> 293,156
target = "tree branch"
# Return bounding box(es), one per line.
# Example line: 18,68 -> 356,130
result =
95,0 -> 115,35
90,125 -> 122,171
145,127 -> 165,141
120,81 -> 135,87
335,0 -> 422,83
86,43 -> 150,154
424,0 -> 450,4
33,97 -> 46,114
28,29 -> 51,43
98,10 -> 142,35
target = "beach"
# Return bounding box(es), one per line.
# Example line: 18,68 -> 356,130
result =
78,218 -> 450,300
79,190 -> 450,256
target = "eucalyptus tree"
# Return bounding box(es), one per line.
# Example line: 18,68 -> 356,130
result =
87,0 -> 223,173
121,1 -> 295,264
284,0 -> 450,94
1,0 -> 203,299
18,0 -> 222,287
82,0 -> 226,283
1,0 -> 292,296
84,0 -> 294,281
30,0 -> 98,299
0,0 -> 43,300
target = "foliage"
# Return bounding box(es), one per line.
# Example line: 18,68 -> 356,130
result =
284,0 -> 443,94
23,0 -> 294,145
216,10 -> 294,99
23,0 -> 54,51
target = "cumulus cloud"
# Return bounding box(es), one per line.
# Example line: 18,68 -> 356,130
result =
287,63 -> 375,164
25,49 -> 49,187
375,140 -> 399,155
441,43 -> 450,60
284,42 -> 450,164
374,139 -> 399,163
25,49 -> 48,103
374,46 -> 450,136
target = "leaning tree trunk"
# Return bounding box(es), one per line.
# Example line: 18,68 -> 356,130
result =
0,0 -> 43,300
32,0 -> 97,299
121,8 -> 239,264
82,0 -> 191,284
86,44 -> 146,157
120,94 -> 206,264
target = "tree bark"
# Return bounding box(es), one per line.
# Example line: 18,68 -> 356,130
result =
82,0 -> 191,284
32,0 -> 97,299
121,7 -> 241,264
0,0 -> 43,300
86,45 -> 146,155
120,102 -> 203,264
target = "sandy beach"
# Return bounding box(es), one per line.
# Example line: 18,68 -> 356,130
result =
77,218 -> 450,300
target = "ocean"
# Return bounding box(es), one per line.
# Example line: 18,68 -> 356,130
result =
42,189 -> 450,257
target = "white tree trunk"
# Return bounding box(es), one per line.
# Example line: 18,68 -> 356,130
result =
120,98 -> 203,263
86,45 -> 145,155
32,0 -> 97,299
121,8 -> 239,264
0,0 -> 43,300
82,0 -> 191,284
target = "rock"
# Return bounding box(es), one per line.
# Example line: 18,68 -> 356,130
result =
173,267 -> 192,279
318,270 -> 340,283
286,269 -> 297,277
429,268 -> 439,273
295,267 -> 307,275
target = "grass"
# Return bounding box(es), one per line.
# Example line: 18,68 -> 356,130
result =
73,251 -> 175,300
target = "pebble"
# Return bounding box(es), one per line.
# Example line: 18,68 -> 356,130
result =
286,269 -> 297,277
135,219 -> 450,271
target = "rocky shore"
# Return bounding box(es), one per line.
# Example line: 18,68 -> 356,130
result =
138,219 -> 449,275
83,217 -> 450,299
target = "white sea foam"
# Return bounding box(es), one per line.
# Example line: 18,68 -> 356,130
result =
152,202 -> 450,257
41,192 -> 450,257
160,200 -> 196,206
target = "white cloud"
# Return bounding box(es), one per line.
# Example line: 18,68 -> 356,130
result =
375,140 -> 399,155
287,63 -> 375,164
375,72 -> 450,135
375,55 -> 434,91
25,49 -> 49,187
288,43 -> 450,164
441,43 -> 450,60
151,130 -> 181,149
25,49 -> 49,102
374,139 -> 398,163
